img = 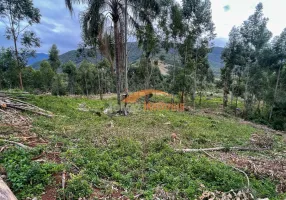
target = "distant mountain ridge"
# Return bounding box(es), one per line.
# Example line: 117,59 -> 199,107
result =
29,43 -> 224,75
28,53 -> 48,65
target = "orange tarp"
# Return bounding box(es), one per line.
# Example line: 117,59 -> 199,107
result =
123,89 -> 171,103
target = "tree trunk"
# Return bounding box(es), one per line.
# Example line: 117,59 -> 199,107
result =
114,20 -> 121,109
98,70 -> 103,100
12,29 -> 23,90
124,0 -> 128,94
223,68 -> 229,109
230,83 -> 234,106
85,75 -> 88,96
269,64 -> 282,120
244,63 -> 251,115
235,74 -> 241,116
235,96 -> 238,116
199,91 -> 202,106
192,47 -> 198,109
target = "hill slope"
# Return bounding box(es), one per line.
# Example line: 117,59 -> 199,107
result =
27,53 -> 48,65
1,94 -> 283,199
30,43 -> 224,75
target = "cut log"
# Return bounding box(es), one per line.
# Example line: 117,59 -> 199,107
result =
0,139 -> 31,150
0,177 -> 17,200
175,147 -> 267,152
7,105 -> 53,118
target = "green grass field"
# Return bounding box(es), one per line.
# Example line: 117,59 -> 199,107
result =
1,94 -> 285,199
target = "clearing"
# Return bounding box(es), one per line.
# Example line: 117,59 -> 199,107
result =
0,94 -> 286,199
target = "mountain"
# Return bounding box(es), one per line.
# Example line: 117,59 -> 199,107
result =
30,43 -> 224,75
27,53 -> 48,65
212,38 -> 227,48
208,47 -> 224,76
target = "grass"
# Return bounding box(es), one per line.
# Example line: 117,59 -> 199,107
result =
1,94 -> 285,199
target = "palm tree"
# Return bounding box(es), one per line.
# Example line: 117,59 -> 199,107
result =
65,0 -> 160,109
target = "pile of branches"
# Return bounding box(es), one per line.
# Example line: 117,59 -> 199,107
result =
0,92 -> 53,117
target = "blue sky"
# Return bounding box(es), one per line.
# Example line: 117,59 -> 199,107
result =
0,0 -> 286,54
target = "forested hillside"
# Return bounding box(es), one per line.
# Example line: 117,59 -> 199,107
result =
30,44 -> 223,75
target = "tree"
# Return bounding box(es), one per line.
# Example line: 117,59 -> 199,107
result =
22,67 -> 35,89
65,0 -> 160,109
52,74 -> 66,96
62,61 -> 77,94
137,24 -> 160,89
240,3 -> 272,115
180,0 -> 215,107
0,0 -> 41,90
0,47 -> 17,89
78,60 -> 94,96
40,61 -> 55,92
48,44 -> 61,72
260,29 -> 286,119
221,27 -> 244,108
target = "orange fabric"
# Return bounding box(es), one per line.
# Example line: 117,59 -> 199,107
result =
123,89 -> 171,103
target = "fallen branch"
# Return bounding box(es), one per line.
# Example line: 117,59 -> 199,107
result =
62,170 -> 66,200
0,139 -> 32,150
7,104 -> 53,117
0,145 -> 8,153
175,146 -> 267,153
0,96 -> 53,117
0,109 -> 8,114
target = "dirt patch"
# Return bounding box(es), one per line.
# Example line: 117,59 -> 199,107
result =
214,152 -> 286,193
157,61 -> 169,75
0,109 -> 32,135
0,109 -> 50,148
42,186 -> 57,200
32,152 -> 61,163
91,187 -> 129,199
240,120 -> 286,137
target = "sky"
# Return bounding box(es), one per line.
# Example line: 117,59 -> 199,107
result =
1,0 -> 286,54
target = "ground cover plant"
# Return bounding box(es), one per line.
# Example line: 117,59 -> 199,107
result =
1,94 -> 285,199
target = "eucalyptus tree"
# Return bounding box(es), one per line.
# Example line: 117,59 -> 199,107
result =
0,0 -> 41,90
181,0 -> 215,107
49,44 -> 61,72
0,48 -> 17,89
261,28 -> 286,119
157,0 -> 185,93
78,60 -> 94,96
137,23 -> 160,89
65,0 -> 160,108
39,61 -> 55,92
62,61 -> 77,95
240,3 -> 272,115
221,26 -> 244,108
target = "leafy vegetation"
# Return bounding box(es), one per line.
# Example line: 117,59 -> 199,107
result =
0,147 -> 63,199
1,0 -> 286,199
3,95 -> 284,198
